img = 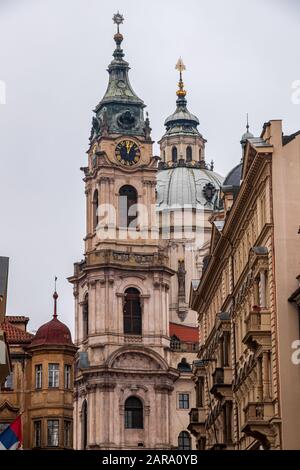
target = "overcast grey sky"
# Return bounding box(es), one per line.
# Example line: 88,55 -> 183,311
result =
0,0 -> 299,335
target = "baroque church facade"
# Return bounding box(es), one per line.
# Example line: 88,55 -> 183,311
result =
69,14 -> 222,450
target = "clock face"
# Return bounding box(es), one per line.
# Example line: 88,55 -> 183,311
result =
115,140 -> 141,166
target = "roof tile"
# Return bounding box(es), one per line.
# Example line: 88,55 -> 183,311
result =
169,322 -> 198,343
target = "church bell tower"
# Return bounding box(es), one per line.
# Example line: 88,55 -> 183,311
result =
69,13 -> 179,450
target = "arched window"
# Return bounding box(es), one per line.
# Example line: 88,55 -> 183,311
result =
123,288 -> 142,335
178,431 -> 191,450
199,148 -> 202,161
82,294 -> 89,340
186,146 -> 192,162
81,400 -> 88,449
119,185 -> 138,228
172,146 -> 178,162
92,190 -> 99,231
125,397 -> 143,429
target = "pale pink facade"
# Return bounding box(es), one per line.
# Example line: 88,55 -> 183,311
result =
69,21 -> 223,450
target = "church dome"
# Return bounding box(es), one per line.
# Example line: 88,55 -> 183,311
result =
222,163 -> 242,188
30,291 -> 74,348
30,318 -> 74,347
156,166 -> 223,209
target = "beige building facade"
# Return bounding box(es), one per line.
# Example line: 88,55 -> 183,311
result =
0,294 -> 77,449
189,120 -> 300,450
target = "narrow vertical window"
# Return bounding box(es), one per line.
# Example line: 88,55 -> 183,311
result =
186,146 -> 192,162
47,420 -> 59,447
123,288 -> 142,335
119,185 -> 138,228
64,421 -> 72,448
35,364 -> 42,389
34,420 -> 42,448
83,294 -> 89,340
64,364 -> 71,389
172,146 -> 178,162
92,189 -> 99,231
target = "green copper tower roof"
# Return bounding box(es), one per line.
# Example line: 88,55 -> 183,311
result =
163,58 -> 200,137
89,13 -> 150,142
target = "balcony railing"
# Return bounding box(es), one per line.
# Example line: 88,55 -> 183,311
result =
212,367 -> 224,385
243,308 -> 271,350
189,407 -> 206,424
188,408 -> 206,438
210,367 -> 232,400
243,401 -> 274,424
170,340 -> 199,352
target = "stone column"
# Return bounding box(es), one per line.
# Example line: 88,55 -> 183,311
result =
259,270 -> 266,308
98,278 -> 106,333
88,385 -> 97,447
257,356 -> 263,401
223,331 -> 230,367
220,335 -> 224,367
262,350 -> 271,399
85,188 -> 91,238
89,280 -> 96,335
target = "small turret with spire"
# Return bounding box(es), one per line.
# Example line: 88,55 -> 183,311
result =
163,58 -> 200,135
53,276 -> 58,319
159,58 -> 207,166
240,113 -> 254,149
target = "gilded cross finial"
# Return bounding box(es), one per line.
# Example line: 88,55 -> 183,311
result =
113,11 -> 124,33
175,57 -> 186,97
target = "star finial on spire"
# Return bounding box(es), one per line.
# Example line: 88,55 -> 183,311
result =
175,57 -> 186,75
175,57 -> 187,98
113,11 -> 124,33
53,276 -> 58,319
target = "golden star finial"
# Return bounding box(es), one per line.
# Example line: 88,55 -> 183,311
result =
175,57 -> 186,97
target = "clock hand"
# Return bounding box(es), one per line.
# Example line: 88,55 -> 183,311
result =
126,141 -> 133,153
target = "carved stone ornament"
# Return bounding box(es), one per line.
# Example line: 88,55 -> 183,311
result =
117,110 -> 136,129
202,182 -> 216,202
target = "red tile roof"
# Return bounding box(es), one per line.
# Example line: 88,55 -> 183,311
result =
6,316 -> 29,324
169,322 -> 199,343
1,320 -> 33,344
29,317 -> 74,347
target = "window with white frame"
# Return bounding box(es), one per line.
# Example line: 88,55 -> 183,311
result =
64,364 -> 71,389
47,420 -> 59,447
48,364 -> 59,388
35,364 -> 42,389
